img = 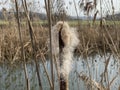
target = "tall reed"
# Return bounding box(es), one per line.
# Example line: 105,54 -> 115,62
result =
15,0 -> 30,90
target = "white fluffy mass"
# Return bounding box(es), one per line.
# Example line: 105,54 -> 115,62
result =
52,21 -> 79,77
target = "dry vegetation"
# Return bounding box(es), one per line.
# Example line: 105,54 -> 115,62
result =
0,0 -> 119,64
0,21 -> 119,90
0,24 -> 49,63
0,22 -> 120,63
77,24 -> 120,58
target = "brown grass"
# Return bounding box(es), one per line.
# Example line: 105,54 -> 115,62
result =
0,24 -> 48,64
0,23 -> 120,64
77,25 -> 120,58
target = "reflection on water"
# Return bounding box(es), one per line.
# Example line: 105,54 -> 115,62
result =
0,55 -> 120,90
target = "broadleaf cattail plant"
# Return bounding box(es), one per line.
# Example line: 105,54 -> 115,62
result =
52,21 -> 79,90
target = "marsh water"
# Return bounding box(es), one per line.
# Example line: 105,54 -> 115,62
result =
0,55 -> 120,90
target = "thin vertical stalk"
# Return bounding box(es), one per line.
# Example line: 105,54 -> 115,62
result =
54,55 -> 60,90
100,0 -> 103,27
44,0 -> 49,20
14,0 -> 30,90
73,0 -> 80,27
47,0 -> 54,89
21,0 -> 43,90
41,54 -> 53,88
100,0 -> 102,18
111,0 -> 114,16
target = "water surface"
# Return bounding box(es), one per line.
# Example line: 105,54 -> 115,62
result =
0,55 -> 120,90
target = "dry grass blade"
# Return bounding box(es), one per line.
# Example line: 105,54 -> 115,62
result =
77,72 -> 106,90
104,55 -> 111,73
109,75 -> 118,87
104,27 -> 118,56
36,53 -> 53,88
101,55 -> 111,89
93,10 -> 98,25
12,41 -> 31,64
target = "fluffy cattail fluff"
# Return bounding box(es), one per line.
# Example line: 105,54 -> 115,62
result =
52,21 -> 79,90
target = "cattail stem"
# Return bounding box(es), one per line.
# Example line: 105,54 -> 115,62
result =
60,73 -> 68,90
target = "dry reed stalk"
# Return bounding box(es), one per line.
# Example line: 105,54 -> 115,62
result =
45,0 -> 54,90
0,45 -> 1,62
12,41 -> 31,64
92,29 -> 101,55
44,0 -> 49,20
100,0 -> 103,27
100,54 -> 118,90
81,32 -> 91,57
22,0 -> 43,90
73,0 -> 80,27
54,55 -> 60,82
36,53 -> 53,88
111,0 -> 114,16
93,10 -> 98,25
77,72 -> 106,90
15,0 -> 30,90
109,75 -> 118,87
103,55 -> 111,90
105,29 -> 118,54
0,33 -> 3,62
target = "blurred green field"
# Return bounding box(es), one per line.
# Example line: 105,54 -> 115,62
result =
0,20 -> 120,26
68,20 -> 120,26
0,20 -> 9,25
